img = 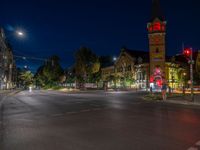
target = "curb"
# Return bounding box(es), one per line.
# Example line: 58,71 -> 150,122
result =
163,100 -> 200,106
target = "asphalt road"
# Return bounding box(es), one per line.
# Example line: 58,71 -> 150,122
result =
1,90 -> 200,150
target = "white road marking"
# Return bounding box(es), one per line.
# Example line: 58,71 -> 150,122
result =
187,147 -> 198,150
80,109 -> 91,112
196,140 -> 200,146
93,108 -> 102,111
52,114 -> 63,117
131,102 -> 141,105
13,118 -> 34,122
90,104 -> 100,107
66,111 -> 78,115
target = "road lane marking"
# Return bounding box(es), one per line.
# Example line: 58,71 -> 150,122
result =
10,118 -> 34,123
187,147 -> 198,150
90,104 -> 100,107
80,109 -> 91,112
66,112 -> 78,115
52,114 -> 63,117
196,140 -> 200,146
92,108 -> 102,111
131,102 -> 141,105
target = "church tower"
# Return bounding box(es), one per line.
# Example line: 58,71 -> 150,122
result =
147,0 -> 167,86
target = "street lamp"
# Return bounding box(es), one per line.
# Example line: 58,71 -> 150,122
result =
16,30 -> 25,37
113,56 -> 117,90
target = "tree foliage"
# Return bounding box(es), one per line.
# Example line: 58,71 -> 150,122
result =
19,70 -> 34,88
75,47 -> 100,85
35,55 -> 64,87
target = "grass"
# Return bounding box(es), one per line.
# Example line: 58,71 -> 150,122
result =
144,93 -> 184,101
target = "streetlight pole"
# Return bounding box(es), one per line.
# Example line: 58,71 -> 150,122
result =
190,48 -> 194,102
113,57 -> 117,90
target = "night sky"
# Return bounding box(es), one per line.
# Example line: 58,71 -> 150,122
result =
1,0 -> 200,72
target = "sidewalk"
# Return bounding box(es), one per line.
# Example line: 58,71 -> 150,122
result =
0,90 -> 21,107
164,95 -> 200,106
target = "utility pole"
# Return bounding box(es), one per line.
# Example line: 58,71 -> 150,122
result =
190,48 -> 194,102
184,48 -> 194,102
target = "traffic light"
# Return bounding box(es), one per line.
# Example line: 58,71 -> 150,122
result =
150,76 -> 154,83
156,80 -> 162,87
183,48 -> 192,57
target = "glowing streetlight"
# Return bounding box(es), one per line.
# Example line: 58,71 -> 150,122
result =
16,30 -> 25,37
113,57 -> 117,61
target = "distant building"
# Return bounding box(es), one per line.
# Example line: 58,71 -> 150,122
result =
101,0 -> 200,90
0,28 -> 16,89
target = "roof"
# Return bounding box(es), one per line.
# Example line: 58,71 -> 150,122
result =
193,51 -> 200,60
166,54 -> 188,68
150,0 -> 165,22
122,48 -> 149,63
99,56 -> 115,68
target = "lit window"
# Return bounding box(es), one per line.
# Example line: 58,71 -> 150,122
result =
161,25 -> 165,31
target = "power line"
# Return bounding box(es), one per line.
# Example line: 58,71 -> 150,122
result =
14,55 -> 47,61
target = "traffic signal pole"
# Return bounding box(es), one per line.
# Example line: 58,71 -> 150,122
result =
190,48 -> 194,102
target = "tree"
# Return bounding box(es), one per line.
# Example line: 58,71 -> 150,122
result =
34,65 -> 46,87
19,70 -> 34,88
43,55 -> 64,82
35,55 -> 64,87
75,46 -> 100,88
65,67 -> 76,87
194,72 -> 200,85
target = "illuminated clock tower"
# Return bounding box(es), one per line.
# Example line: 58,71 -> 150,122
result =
147,0 -> 167,86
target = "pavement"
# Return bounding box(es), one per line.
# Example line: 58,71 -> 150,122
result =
0,90 -> 19,107
164,94 -> 200,106
0,90 -> 200,150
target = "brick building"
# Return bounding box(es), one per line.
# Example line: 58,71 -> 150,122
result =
101,0 -> 200,90
0,28 -> 16,89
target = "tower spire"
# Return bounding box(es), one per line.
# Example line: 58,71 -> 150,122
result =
150,0 -> 164,21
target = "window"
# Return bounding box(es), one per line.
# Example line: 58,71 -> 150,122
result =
128,65 -> 131,71
153,22 -> 161,31
155,48 -> 159,53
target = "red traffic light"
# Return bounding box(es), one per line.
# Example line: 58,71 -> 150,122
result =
183,48 -> 192,57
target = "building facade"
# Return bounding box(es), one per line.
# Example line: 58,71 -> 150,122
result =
101,0 -> 191,90
0,28 -> 16,89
